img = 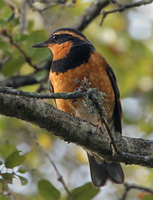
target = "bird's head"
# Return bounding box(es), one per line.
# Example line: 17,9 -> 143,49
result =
32,28 -> 94,61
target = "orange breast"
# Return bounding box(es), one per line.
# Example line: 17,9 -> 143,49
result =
49,51 -> 115,122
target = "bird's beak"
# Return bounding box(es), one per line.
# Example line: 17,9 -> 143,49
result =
32,42 -> 48,48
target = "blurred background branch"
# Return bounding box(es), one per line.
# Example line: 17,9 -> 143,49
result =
100,0 -> 153,25
121,183 -> 153,200
26,122 -> 74,200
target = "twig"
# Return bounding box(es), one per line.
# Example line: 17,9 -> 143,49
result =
4,1 -> 19,24
101,117 -> 119,154
26,123 -> 74,200
86,92 -> 151,163
109,0 -> 122,7
30,0 -> 64,3
31,0 -> 107,31
29,0 -> 75,13
121,183 -> 153,200
48,6 -> 64,25
29,2 -> 59,13
29,0 -> 75,24
0,85 -> 86,99
7,187 -> 15,200
74,78 -> 152,163
0,186 -> 15,200
100,0 -> 153,26
103,116 -> 150,162
1,28 -> 38,70
21,0 -> 29,34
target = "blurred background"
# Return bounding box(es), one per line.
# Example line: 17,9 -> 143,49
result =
0,0 -> 153,199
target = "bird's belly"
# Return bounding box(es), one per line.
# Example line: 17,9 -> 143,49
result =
70,99 -> 99,124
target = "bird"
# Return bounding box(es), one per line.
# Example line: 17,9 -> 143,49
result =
32,27 -> 124,187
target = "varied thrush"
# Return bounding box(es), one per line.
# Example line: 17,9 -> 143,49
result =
32,28 -> 124,187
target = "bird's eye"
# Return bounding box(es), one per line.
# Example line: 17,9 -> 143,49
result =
52,35 -> 58,42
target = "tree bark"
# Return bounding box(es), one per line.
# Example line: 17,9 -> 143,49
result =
0,92 -> 153,167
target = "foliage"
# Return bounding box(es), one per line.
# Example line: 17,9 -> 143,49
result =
68,182 -> 100,200
38,179 -> 61,200
0,142 -> 28,194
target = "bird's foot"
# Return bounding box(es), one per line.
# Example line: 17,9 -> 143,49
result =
90,121 -> 106,135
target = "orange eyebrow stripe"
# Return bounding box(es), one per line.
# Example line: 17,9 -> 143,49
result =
53,30 -> 87,42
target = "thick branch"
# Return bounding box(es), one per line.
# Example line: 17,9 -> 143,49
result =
2,74 -> 41,88
72,0 -> 109,31
0,92 -> 153,168
1,60 -> 51,88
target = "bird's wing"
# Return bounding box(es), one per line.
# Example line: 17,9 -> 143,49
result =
49,79 -> 57,107
106,63 -> 123,134
49,79 -> 54,93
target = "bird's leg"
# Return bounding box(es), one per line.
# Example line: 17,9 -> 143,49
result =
90,121 -> 106,135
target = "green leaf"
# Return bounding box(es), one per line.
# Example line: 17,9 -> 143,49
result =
2,57 -> 24,76
0,142 -> 16,160
70,182 -> 100,200
141,194 -> 153,200
13,34 -> 28,43
28,20 -> 34,32
5,12 -> 14,23
0,179 -> 8,191
0,38 -> 9,50
17,175 -> 28,185
34,69 -> 48,82
1,173 -> 15,184
0,18 -> 5,26
18,167 -> 27,174
22,30 -> 50,63
0,0 -> 5,9
38,179 -> 61,200
5,151 -> 26,168
0,5 -> 12,20
0,195 -> 9,200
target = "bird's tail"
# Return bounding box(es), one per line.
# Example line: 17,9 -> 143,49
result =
87,152 -> 124,187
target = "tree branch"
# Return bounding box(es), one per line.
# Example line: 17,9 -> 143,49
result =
2,74 -> 41,88
0,85 -> 86,99
27,123 -> 74,200
100,0 -> 153,26
1,60 -> 51,88
0,91 -> 153,168
21,0 -> 29,34
121,183 -> 153,200
0,85 -> 149,166
72,0 -> 109,31
1,28 -> 38,70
